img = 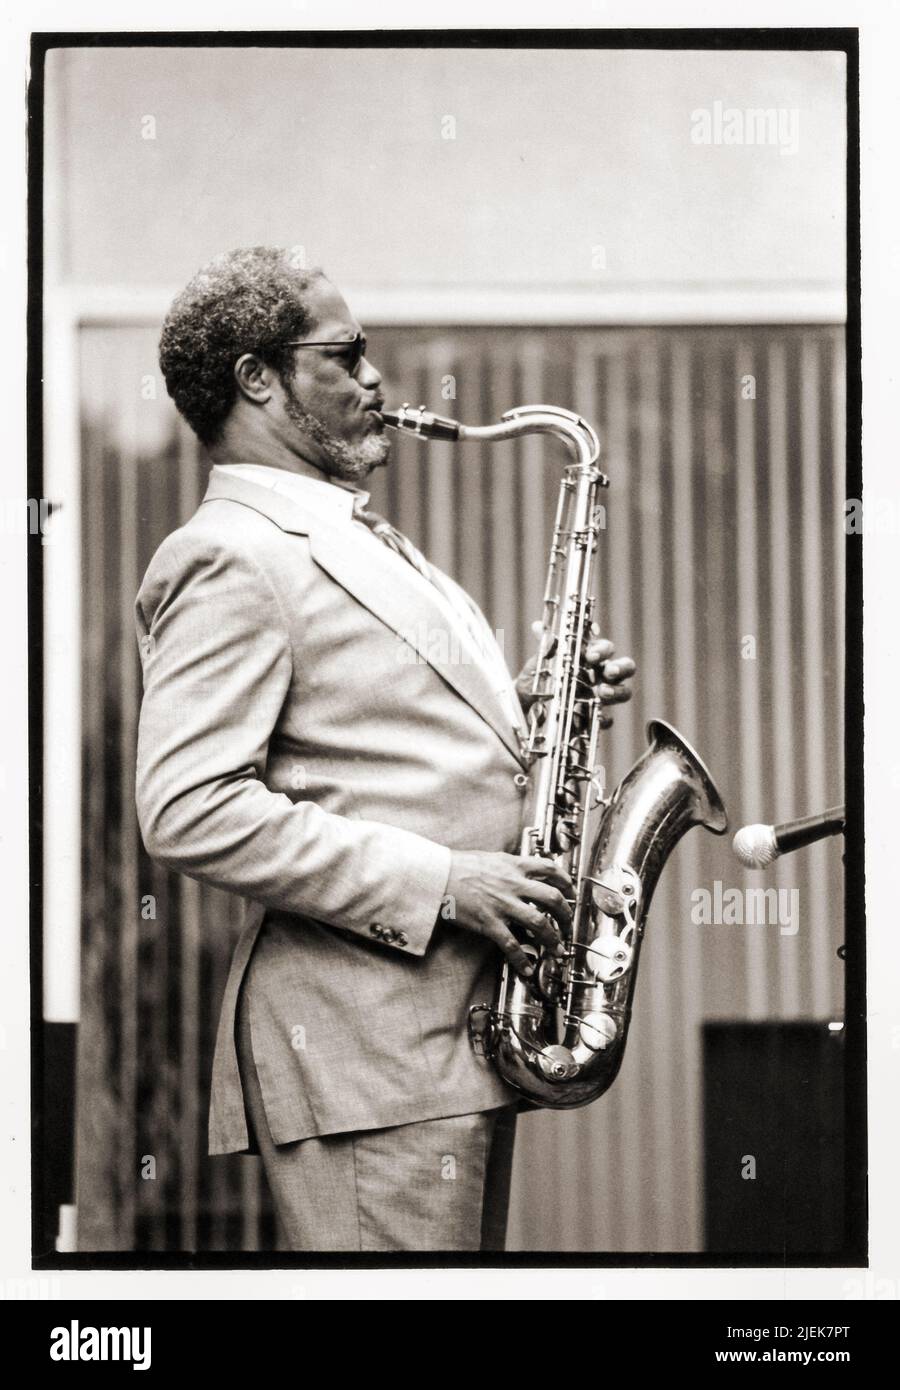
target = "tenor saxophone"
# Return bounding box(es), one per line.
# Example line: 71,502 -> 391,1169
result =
382,403 -> 728,1107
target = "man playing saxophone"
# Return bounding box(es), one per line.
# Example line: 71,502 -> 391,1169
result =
135,247 -> 635,1252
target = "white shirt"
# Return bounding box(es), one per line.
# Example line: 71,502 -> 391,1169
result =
213,463 -> 525,737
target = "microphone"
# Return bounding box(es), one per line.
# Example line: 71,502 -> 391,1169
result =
733,805 -> 845,868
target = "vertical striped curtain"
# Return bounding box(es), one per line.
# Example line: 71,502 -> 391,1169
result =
74,322 -> 845,1251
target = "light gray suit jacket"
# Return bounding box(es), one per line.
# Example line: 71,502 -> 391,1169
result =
135,469 -> 525,1154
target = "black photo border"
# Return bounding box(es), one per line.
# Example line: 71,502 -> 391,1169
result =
27,25 -> 864,1272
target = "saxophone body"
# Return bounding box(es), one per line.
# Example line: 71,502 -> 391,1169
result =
382,403 -> 727,1108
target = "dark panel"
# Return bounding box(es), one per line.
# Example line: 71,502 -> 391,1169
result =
703,1022 -> 845,1254
37,1022 -> 77,1256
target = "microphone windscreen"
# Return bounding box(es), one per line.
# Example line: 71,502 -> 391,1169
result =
732,823 -> 778,869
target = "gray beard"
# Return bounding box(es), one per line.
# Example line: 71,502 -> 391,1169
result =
282,385 -> 390,482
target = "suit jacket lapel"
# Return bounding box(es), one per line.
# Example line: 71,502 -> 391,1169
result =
200,470 -> 528,767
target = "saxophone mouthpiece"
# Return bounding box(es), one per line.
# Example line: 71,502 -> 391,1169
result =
381,404 -> 461,441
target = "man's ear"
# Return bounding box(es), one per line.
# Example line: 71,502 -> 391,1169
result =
234,352 -> 275,404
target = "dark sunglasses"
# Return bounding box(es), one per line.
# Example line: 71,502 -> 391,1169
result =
283,332 -> 367,375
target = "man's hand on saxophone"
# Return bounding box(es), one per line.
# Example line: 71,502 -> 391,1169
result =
515,636 -> 636,729
444,640 -> 635,983
443,852 -> 574,981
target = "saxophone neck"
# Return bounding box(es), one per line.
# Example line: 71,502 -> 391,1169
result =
381,403 -> 604,473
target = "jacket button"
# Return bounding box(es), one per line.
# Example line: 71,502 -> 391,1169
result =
370,922 -> 384,937
514,773 -> 529,790
381,927 -> 397,944
396,932 -> 409,948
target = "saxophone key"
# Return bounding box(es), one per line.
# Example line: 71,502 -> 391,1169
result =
537,1045 -> 579,1082
585,934 -> 634,982
579,1012 -> 619,1051
536,953 -> 565,1003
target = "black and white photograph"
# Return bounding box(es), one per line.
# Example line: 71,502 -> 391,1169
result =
6,0 -> 896,1327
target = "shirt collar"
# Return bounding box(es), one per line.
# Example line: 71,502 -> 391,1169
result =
212,463 -> 370,524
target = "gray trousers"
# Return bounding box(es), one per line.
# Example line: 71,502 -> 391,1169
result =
235,987 -> 518,1252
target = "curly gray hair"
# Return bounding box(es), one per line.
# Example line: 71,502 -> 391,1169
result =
159,247 -> 323,445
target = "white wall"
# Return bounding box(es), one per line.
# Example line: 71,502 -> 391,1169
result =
46,45 -> 846,299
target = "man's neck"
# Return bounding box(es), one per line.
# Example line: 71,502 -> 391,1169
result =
209,429 -> 331,483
